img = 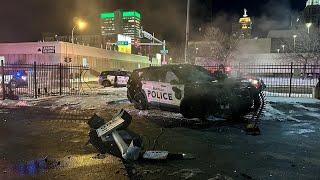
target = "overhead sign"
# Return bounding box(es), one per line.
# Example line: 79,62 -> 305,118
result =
140,30 -> 153,41
160,49 -> 168,54
117,34 -> 132,54
117,41 -> 129,46
42,46 -> 55,54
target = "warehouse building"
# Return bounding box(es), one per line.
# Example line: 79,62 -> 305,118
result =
0,41 -> 160,77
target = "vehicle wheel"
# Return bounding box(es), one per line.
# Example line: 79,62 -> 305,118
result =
133,91 -> 148,110
180,102 -> 194,119
102,80 -> 111,87
180,100 -> 206,119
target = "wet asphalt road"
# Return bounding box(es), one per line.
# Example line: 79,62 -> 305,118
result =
0,96 -> 320,179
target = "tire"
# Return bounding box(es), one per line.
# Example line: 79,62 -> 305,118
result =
181,100 -> 206,120
180,101 -> 194,119
102,80 -> 111,87
133,91 -> 148,110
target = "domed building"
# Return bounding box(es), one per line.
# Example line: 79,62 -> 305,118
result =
304,0 -> 320,27
306,0 -> 320,6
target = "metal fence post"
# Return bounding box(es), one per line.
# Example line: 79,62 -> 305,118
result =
59,63 -> 62,96
34,61 -> 37,99
289,62 -> 293,97
1,60 -> 5,100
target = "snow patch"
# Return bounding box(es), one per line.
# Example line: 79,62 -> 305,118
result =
267,96 -> 320,104
264,104 -> 301,122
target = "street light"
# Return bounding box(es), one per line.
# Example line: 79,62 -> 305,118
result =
184,0 -> 190,64
72,19 -> 87,44
306,23 -> 312,34
293,35 -> 297,53
281,44 -> 285,52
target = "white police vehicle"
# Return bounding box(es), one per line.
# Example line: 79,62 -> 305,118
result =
98,70 -> 131,87
0,70 -> 27,88
127,64 -> 265,120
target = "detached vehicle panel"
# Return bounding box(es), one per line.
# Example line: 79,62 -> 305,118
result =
127,64 -> 265,120
98,70 -> 130,87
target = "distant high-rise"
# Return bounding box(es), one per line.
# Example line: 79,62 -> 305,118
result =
100,10 -> 141,44
304,0 -> 320,27
232,9 -> 252,39
306,0 -> 320,6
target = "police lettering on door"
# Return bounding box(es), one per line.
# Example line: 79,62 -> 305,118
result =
147,88 -> 173,101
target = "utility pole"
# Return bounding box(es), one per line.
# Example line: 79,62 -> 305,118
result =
184,0 -> 190,64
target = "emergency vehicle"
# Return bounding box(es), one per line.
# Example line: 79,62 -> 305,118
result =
127,64 -> 265,120
0,70 -> 28,88
98,70 -> 131,87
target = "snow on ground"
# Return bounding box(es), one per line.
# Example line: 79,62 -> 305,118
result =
267,96 -> 320,104
264,91 -> 314,98
260,77 -> 318,86
0,87 -> 128,110
47,87 -> 128,110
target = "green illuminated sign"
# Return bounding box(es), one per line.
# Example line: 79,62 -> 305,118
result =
100,12 -> 115,19
122,11 -> 141,19
117,41 -> 129,45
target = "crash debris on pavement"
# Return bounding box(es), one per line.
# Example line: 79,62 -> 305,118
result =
87,109 -> 193,161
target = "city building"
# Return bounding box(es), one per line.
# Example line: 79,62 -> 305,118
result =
303,0 -> 320,28
100,10 -> 142,44
0,42 -> 160,80
43,33 -> 103,48
232,9 -> 253,39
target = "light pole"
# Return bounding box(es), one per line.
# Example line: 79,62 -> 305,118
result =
306,23 -> 312,34
72,19 -> 87,44
184,0 -> 190,64
293,34 -> 297,53
281,44 -> 285,52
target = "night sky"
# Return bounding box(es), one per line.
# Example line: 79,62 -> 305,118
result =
0,0 -> 308,43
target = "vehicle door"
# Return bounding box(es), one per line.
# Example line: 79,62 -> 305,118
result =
106,71 -> 116,85
140,69 -> 164,108
159,70 -> 185,108
117,71 -> 130,86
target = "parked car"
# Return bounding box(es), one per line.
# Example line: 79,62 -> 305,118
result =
127,64 -> 265,120
0,70 -> 28,88
98,70 -> 131,87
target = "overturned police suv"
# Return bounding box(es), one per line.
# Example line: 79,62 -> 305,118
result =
127,64 -> 265,120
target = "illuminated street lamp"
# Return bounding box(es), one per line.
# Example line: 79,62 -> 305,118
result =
306,23 -> 312,34
293,35 -> 297,53
281,44 -> 285,52
72,19 -> 87,44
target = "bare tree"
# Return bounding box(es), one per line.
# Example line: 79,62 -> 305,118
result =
278,28 -> 320,77
282,29 -> 320,65
190,26 -> 238,64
